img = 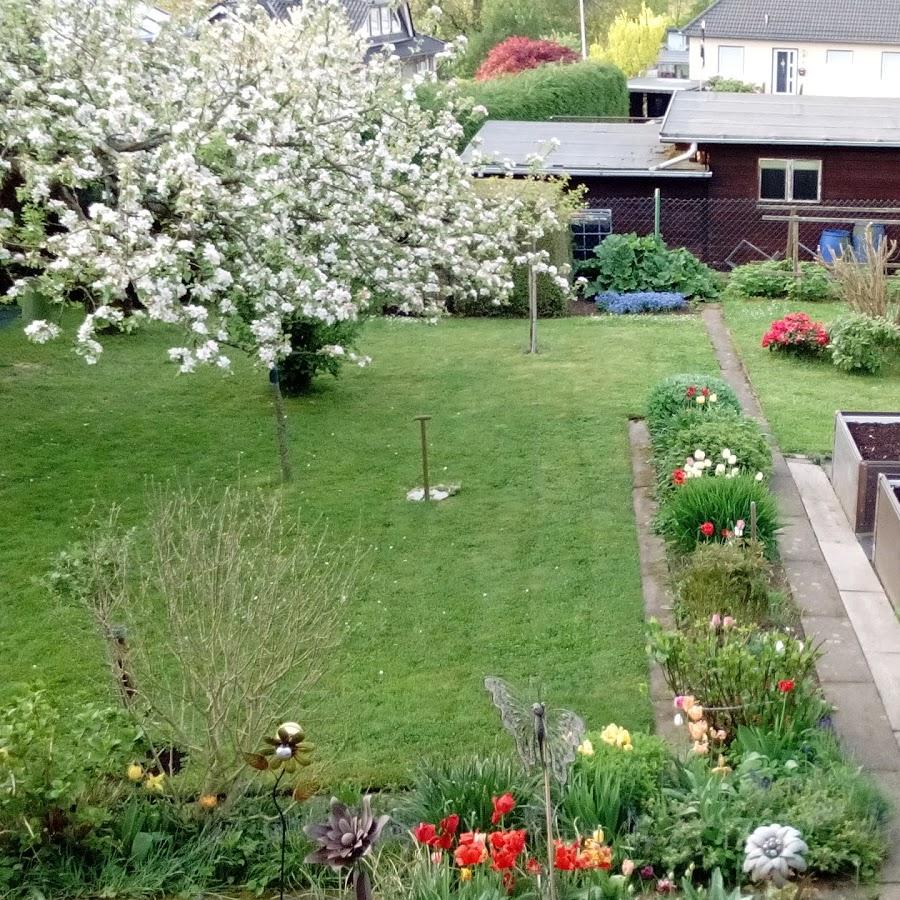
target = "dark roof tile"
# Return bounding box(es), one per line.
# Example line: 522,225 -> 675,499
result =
682,0 -> 900,45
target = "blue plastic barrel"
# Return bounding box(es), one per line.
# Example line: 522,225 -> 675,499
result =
818,228 -> 850,263
851,222 -> 886,260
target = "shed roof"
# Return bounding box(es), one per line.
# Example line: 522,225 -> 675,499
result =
462,120 -> 709,177
628,76 -> 700,93
661,92 -> 900,147
682,0 -> 900,45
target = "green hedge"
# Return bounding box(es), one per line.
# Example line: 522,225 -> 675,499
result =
459,62 -> 628,143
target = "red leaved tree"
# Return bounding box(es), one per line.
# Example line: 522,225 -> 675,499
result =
475,36 -> 579,81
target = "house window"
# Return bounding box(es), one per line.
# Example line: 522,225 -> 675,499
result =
826,49 -> 853,66
759,159 -> 822,202
368,5 -> 400,36
415,57 -> 432,73
570,209 -> 612,262
883,51 -> 900,79
717,45 -> 744,79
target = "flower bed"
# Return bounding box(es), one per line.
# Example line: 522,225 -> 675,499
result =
595,291 -> 687,315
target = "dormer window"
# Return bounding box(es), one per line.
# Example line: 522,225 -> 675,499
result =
368,4 -> 402,36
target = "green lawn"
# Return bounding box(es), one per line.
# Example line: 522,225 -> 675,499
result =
723,299 -> 900,456
0,314 -> 716,784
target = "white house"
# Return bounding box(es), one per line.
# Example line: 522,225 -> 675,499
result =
681,0 -> 900,97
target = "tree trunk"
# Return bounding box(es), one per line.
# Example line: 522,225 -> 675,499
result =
471,0 -> 483,31
270,371 -> 293,483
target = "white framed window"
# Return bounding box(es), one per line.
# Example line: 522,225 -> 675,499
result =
415,57 -> 432,73
759,158 -> 822,203
826,49 -> 853,65
883,51 -> 900,79
368,5 -> 400,36
717,45 -> 744,79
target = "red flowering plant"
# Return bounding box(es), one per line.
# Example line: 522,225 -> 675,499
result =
761,312 -> 829,356
475,36 -> 578,80
411,793 -> 621,893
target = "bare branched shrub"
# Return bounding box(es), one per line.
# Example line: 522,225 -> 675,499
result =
823,228 -> 899,324
126,486 -> 356,797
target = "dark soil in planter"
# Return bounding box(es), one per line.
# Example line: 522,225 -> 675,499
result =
895,486 -> 900,504
848,421 -> 900,461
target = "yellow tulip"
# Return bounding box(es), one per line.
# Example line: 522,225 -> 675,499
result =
459,867 -> 472,882
577,739 -> 594,756
144,772 -> 165,794
127,763 -> 144,782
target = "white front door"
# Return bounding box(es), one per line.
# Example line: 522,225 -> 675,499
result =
772,49 -> 798,94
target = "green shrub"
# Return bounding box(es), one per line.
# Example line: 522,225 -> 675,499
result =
560,732 -> 670,836
633,755 -> 887,882
727,261 -> 834,302
705,76 -> 760,93
828,312 -> 900,375
655,411 -> 773,493
0,689 -> 140,881
645,374 -> 742,437
578,233 -> 719,300
277,318 -> 364,395
672,541 -> 771,625
655,476 -> 780,556
401,755 -> 539,833
647,622 -> 826,738
459,61 -> 628,143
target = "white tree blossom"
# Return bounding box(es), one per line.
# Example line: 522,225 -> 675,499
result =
0,0 -> 569,370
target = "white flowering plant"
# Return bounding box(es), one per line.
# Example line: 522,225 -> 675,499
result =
1,0 -> 570,375
671,447 -> 765,487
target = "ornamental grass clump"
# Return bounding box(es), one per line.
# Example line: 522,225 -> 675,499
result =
655,475 -> 780,556
645,374 -> 741,436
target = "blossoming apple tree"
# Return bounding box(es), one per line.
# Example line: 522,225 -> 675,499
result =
0,0 -> 569,479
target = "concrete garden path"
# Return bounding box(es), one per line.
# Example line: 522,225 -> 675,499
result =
701,305 -> 900,897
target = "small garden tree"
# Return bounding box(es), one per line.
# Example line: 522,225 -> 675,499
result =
0,0 -> 569,480
590,3 -> 669,77
475,36 -> 578,80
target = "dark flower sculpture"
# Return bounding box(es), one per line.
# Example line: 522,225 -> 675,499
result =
305,796 -> 389,900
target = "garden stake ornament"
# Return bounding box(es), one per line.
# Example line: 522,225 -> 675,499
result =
244,721 -> 315,900
484,676 -> 586,900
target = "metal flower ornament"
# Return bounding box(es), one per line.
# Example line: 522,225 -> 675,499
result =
304,796 -> 389,900
743,823 -> 808,887
244,722 -> 316,900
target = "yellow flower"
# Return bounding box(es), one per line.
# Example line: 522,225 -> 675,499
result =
711,754 -> 732,776
687,704 -> 704,722
696,395 -> 706,405
688,720 -> 708,742
459,867 -> 472,882
600,723 -> 632,750
127,763 -> 144,782
577,739 -> 594,756
692,740 -> 710,755
198,793 -> 219,810
144,772 -> 165,794
591,828 -> 604,845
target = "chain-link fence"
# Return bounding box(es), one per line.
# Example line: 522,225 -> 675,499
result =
589,197 -> 900,270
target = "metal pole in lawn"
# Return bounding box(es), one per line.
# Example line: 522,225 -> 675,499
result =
528,239 -> 538,354
415,415 -> 432,501
654,188 -> 661,239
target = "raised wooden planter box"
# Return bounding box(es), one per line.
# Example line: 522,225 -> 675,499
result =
874,474 -> 900,612
832,412 -> 900,533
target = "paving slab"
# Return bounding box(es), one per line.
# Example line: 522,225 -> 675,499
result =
821,682 -> 900,771
790,460 -> 860,545
783,560 -> 847,617
818,540 -> 887,593
842,591 -> 900,655
770,472 -> 807,517
802,615 -> 874,683
864,654 -> 900,732
781,515 -> 827,562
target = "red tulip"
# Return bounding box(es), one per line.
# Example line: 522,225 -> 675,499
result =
778,679 -> 795,693
490,792 -> 515,824
700,521 -> 715,537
